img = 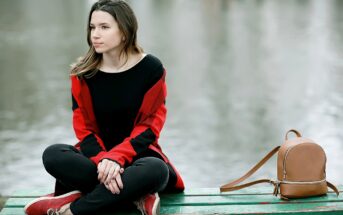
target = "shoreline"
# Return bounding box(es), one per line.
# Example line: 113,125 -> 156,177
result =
0,195 -> 8,211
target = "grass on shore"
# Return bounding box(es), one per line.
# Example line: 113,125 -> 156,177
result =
0,195 -> 9,211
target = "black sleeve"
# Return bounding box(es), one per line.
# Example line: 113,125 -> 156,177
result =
145,55 -> 164,91
72,94 -> 103,157
80,134 -> 104,158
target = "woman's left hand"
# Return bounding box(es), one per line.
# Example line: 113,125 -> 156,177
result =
97,159 -> 124,194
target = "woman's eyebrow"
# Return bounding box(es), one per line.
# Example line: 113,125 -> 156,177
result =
90,22 -> 110,26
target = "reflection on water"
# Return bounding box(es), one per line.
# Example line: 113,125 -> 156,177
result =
1,0 -> 343,195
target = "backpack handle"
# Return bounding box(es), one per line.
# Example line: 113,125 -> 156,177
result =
285,129 -> 302,140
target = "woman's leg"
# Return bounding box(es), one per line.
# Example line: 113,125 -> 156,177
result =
70,157 -> 169,215
43,144 -> 99,193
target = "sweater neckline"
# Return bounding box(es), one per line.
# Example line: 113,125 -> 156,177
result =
99,54 -> 149,75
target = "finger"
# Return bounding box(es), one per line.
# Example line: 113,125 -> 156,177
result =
106,181 -> 115,194
111,179 -> 120,194
112,165 -> 120,179
97,161 -> 102,172
97,160 -> 106,182
105,165 -> 115,184
104,182 -> 111,192
104,178 -> 116,194
101,161 -> 111,183
106,180 -> 119,194
104,182 -> 109,190
115,172 -> 124,189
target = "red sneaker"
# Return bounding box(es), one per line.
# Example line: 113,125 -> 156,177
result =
134,193 -> 160,215
24,190 -> 81,215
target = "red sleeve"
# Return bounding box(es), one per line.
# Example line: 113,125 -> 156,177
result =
71,76 -> 107,165
100,72 -> 167,167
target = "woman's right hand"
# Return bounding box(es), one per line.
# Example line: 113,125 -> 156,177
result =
97,159 -> 124,194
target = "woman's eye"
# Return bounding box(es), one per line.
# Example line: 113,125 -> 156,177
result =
101,26 -> 108,29
90,26 -> 95,30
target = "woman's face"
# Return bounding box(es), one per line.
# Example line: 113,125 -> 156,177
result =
90,10 -> 124,54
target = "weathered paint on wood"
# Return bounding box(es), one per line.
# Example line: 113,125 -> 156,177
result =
1,185 -> 342,214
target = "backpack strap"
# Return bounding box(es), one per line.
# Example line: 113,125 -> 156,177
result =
220,146 -> 280,192
327,181 -> 340,196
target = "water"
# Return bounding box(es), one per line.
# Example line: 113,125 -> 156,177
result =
1,0 -> 343,195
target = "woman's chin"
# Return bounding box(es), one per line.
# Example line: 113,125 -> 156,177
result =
94,49 -> 104,54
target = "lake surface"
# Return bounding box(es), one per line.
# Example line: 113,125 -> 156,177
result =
1,0 -> 343,195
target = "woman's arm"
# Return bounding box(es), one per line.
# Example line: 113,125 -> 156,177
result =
71,76 -> 107,165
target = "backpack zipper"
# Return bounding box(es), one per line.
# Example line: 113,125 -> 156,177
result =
280,179 -> 326,184
283,146 -> 293,179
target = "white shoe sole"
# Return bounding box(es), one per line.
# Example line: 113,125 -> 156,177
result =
152,193 -> 160,215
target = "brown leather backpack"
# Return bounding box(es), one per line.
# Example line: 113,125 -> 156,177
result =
220,129 -> 339,199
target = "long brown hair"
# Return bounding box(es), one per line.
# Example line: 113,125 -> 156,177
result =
70,0 -> 143,78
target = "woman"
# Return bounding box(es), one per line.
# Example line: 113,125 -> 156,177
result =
24,0 -> 184,214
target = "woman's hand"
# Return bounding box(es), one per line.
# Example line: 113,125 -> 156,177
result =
97,159 -> 124,194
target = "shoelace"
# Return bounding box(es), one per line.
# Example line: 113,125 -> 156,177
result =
47,208 -> 60,215
134,199 -> 146,215
47,206 -> 69,215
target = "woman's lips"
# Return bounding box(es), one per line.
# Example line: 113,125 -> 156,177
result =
93,43 -> 103,47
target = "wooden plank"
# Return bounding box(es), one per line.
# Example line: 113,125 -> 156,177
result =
1,186 -> 342,215
1,198 -> 140,215
4,204 -> 343,215
161,193 -> 342,206
6,193 -> 341,208
0,207 -> 140,215
161,203 -> 343,214
5,198 -> 37,208
0,208 -> 25,215
11,188 -> 53,197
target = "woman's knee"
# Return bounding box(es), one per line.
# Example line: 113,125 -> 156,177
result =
139,157 -> 169,187
42,144 -> 73,171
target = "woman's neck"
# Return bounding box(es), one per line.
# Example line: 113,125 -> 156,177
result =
101,51 -> 126,72
100,51 -> 144,73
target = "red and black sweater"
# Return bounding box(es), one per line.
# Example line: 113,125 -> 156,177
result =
71,54 -> 184,191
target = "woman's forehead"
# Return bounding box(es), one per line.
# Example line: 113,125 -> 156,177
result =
90,10 -> 116,24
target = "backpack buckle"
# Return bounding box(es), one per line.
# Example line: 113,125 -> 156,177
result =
269,180 -> 280,196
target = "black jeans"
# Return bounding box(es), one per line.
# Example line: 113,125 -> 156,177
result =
42,144 -> 172,215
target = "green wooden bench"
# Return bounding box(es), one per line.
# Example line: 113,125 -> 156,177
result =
1,185 -> 342,214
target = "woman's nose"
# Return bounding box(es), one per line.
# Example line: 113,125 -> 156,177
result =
92,28 -> 100,38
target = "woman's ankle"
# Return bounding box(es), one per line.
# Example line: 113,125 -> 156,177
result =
59,203 -> 73,215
